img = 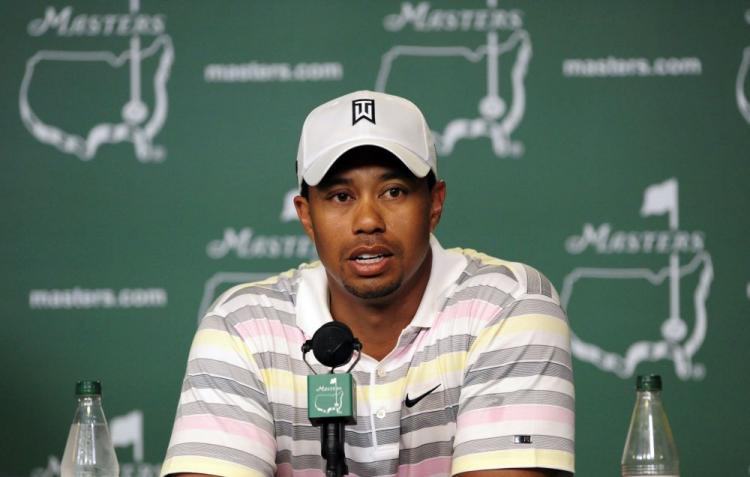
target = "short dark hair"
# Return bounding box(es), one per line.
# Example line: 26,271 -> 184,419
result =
299,145 -> 436,199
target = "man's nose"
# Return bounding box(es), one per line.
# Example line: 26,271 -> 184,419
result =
352,195 -> 385,234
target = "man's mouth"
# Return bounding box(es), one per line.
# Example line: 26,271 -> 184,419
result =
347,247 -> 394,275
352,253 -> 387,264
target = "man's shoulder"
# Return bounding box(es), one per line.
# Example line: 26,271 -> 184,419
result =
448,247 -> 560,304
206,261 -> 323,319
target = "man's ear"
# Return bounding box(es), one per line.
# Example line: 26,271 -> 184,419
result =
294,195 -> 315,242
429,180 -> 446,232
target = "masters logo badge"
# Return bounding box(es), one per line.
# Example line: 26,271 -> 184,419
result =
20,0 -> 174,162
563,179 -> 713,381
314,377 -> 345,415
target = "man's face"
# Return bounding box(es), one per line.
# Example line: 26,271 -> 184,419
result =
294,147 -> 445,303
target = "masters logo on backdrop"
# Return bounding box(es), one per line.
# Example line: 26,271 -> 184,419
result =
562,179 -> 713,381
737,8 -> 750,125
20,0 -> 173,162
204,189 -> 315,262
198,190 -> 316,321
379,0 -> 530,159
740,48 -> 750,124
31,410 -> 160,477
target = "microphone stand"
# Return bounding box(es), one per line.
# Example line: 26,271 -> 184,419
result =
302,324 -> 362,477
321,416 -> 348,477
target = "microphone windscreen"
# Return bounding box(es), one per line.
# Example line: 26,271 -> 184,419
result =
312,321 -> 355,368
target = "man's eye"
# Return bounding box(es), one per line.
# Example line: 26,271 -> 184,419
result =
385,187 -> 405,198
333,192 -> 351,202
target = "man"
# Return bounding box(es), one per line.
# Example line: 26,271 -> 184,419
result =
161,91 -> 574,477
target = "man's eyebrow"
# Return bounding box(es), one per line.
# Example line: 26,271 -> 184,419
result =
316,169 -> 416,190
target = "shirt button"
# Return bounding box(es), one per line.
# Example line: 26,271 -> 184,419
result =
376,368 -> 387,378
376,409 -> 386,419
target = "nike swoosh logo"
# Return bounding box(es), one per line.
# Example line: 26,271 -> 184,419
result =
404,384 -> 441,408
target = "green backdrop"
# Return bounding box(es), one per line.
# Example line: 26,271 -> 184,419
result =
2,1 -> 749,476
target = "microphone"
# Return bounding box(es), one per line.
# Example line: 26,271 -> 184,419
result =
302,322 -> 362,477
308,321 -> 360,368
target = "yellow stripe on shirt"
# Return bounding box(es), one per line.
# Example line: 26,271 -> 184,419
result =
452,448 -> 575,474
161,455 -> 269,477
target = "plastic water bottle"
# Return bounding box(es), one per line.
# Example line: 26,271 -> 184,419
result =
621,374 -> 679,477
61,380 -> 120,477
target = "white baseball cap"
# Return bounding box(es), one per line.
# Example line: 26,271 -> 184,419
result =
296,90 -> 437,187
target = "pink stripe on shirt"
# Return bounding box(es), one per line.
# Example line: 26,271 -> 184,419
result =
458,404 -> 574,428
275,463 -> 324,477
175,414 -> 276,450
234,319 -> 306,346
396,456 -> 452,477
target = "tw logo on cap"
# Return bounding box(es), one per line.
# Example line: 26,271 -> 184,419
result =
352,99 -> 375,125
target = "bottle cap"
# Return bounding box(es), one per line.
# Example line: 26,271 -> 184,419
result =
75,380 -> 102,396
636,374 -> 662,391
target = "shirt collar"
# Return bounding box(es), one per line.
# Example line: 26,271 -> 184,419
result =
295,234 -> 467,338
408,235 -> 467,328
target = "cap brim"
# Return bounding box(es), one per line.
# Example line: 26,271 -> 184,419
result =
301,139 -> 431,186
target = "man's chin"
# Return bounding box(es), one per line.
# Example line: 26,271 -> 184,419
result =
344,280 -> 401,300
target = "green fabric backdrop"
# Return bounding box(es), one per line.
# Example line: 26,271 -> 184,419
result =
2,1 -> 749,476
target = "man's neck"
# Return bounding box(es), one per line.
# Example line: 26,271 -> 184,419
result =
328,251 -> 432,361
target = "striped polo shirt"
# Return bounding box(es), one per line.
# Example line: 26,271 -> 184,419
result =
161,237 -> 575,476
